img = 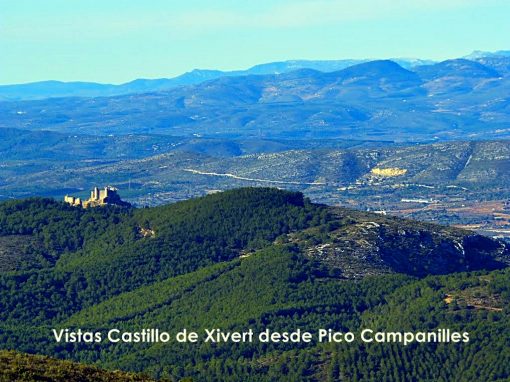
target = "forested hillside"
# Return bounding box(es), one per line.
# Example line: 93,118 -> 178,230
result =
0,350 -> 160,382
0,188 -> 509,381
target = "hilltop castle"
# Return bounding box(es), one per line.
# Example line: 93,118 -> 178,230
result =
65,186 -> 130,208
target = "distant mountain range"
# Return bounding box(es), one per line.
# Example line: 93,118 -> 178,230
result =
3,51 -> 510,101
463,49 -> 510,59
0,57 -> 437,100
2,53 -> 510,142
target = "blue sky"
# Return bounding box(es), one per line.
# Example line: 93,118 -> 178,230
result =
1,0 -> 509,84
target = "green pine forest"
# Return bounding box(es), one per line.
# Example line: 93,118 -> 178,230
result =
0,188 -> 509,381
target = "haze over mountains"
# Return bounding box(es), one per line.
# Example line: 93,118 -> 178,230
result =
1,51 -> 510,143
2,50 -> 509,102
0,50 -> 507,101
0,57 -> 435,101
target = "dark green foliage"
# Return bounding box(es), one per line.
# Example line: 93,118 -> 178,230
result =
0,188 -> 328,325
0,235 -> 48,272
0,197 -> 130,256
0,350 -> 161,382
0,188 -> 509,381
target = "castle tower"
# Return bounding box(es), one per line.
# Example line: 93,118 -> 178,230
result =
91,187 -> 99,200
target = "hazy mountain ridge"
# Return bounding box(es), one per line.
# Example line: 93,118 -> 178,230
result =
2,56 -> 510,143
0,57 -> 435,101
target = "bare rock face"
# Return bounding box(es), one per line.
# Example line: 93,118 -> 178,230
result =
293,207 -> 510,279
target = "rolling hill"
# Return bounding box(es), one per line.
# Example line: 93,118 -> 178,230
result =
3,139 -> 510,236
0,188 -> 509,381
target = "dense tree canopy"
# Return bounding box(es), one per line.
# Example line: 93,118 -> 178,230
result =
0,188 -> 508,381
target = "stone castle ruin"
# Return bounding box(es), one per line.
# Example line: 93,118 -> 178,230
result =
65,186 -> 130,208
